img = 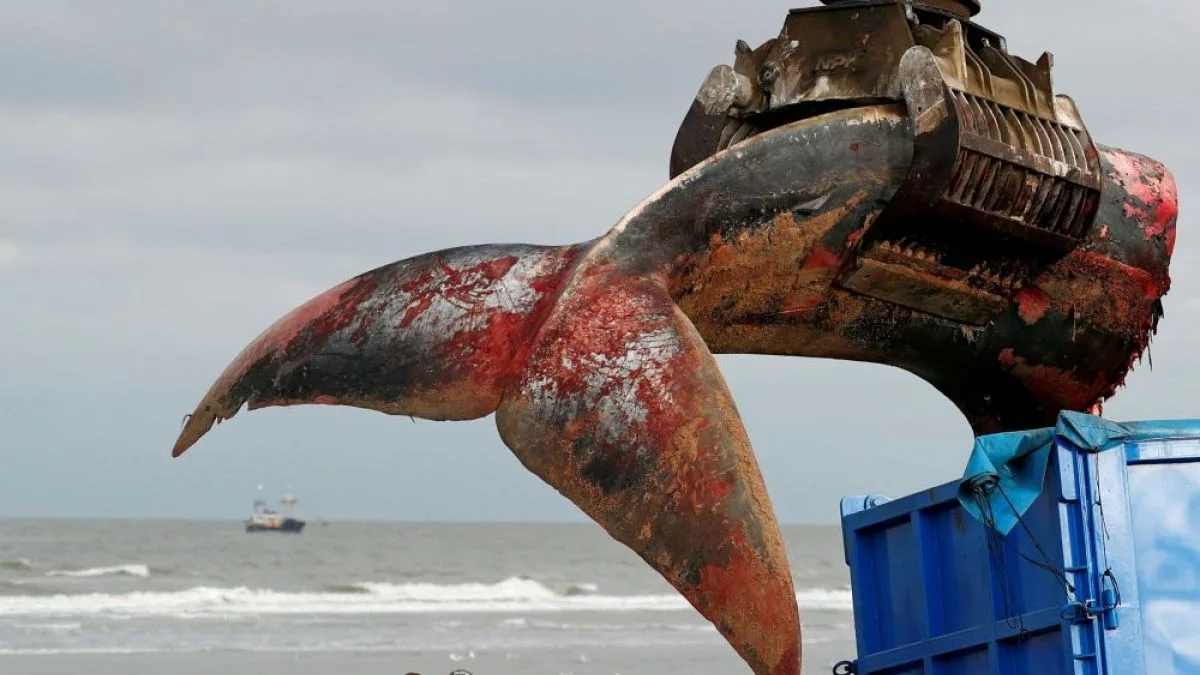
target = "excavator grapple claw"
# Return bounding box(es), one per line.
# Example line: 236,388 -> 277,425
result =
670,0 -> 1176,433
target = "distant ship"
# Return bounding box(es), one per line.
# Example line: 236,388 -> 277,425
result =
245,491 -> 306,533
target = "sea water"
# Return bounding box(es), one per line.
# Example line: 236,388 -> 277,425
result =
0,519 -> 856,674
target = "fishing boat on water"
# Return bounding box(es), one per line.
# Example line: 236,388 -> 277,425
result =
245,491 -> 306,533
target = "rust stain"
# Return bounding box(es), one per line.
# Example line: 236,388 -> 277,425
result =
694,535 -> 801,674
999,351 -> 1112,411
1104,149 -> 1169,210
1123,202 -> 1149,222
1154,201 -> 1177,234
1015,286 -> 1051,324
673,191 -> 869,325
998,348 -> 1016,368
1104,148 -> 1179,245
262,278 -> 371,360
1033,250 -> 1161,337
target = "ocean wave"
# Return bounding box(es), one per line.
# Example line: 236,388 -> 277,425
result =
0,647 -> 165,656
0,558 -> 34,572
501,617 -> 717,633
0,634 -> 840,657
0,576 -> 852,617
347,577 -> 600,602
321,583 -> 372,595
12,621 -> 82,633
45,564 -> 151,579
322,578 -> 597,600
562,582 -> 599,596
0,580 -> 34,597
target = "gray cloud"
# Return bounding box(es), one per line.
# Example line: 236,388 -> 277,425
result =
1,0 -> 1197,521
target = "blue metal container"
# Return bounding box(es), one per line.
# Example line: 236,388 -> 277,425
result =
837,411 -> 1200,675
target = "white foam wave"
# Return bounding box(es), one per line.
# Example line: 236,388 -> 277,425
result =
0,558 -> 33,571
563,582 -> 599,596
13,621 -> 82,633
0,647 -> 165,656
0,634 -> 840,657
350,577 -> 559,602
0,576 -> 852,618
46,564 -> 150,579
501,617 -> 717,633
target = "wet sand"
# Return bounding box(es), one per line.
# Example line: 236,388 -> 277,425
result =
1,639 -> 855,675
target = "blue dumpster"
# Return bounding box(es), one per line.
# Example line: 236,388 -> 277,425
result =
838,411 -> 1200,674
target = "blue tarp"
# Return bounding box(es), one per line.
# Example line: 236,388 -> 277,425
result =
957,411 -> 1200,535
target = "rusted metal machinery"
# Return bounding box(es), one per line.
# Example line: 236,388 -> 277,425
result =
669,0 -> 1174,435
172,2 -> 1177,674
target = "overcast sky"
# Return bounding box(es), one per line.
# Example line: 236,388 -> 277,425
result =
0,1 -> 1196,522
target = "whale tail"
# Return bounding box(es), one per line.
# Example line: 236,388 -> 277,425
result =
172,242 -> 801,675
172,242 -> 587,456
496,264 -> 800,674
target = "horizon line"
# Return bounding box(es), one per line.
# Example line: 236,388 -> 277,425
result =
0,514 -> 841,526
